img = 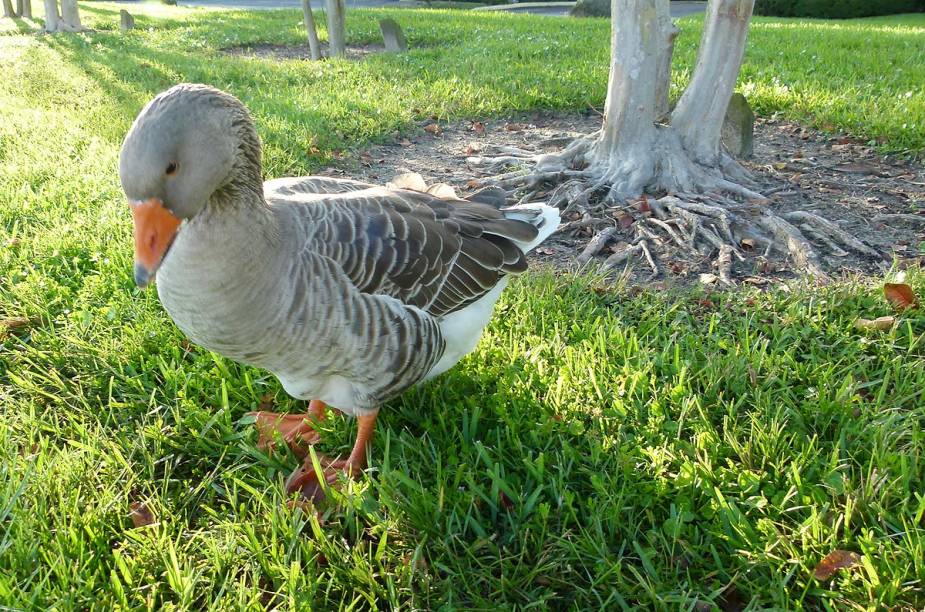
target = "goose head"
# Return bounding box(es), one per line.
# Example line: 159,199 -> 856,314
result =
119,84 -> 263,288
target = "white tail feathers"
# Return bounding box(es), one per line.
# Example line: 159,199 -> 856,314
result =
502,204 -> 561,253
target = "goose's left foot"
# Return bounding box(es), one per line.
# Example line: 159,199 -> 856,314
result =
285,411 -> 378,502
250,399 -> 327,458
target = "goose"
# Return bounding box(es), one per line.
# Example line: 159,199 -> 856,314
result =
119,84 -> 559,501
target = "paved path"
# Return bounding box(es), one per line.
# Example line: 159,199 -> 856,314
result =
179,0 -> 706,17
476,1 -> 705,16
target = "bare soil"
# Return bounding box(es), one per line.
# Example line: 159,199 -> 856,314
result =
318,111 -> 925,286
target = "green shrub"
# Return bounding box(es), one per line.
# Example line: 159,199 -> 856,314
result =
755,0 -> 922,18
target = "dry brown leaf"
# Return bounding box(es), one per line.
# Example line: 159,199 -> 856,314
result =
399,138 -> 413,147
1,317 -> 35,335
854,316 -> 895,331
423,123 -> 442,136
637,195 -> 651,213
813,550 -> 861,581
466,179 -> 480,190
835,162 -> 879,175
402,552 -> 429,572
616,212 -> 634,229
258,392 -> 275,412
129,501 -> 155,528
699,273 -> 719,285
471,121 -> 486,136
884,283 -> 918,311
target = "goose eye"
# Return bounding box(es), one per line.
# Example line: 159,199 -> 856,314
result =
165,161 -> 179,175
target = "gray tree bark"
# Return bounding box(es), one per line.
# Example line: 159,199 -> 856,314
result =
2,0 -> 15,18
324,0 -> 346,58
43,0 -> 58,31
301,0 -> 321,60
59,0 -> 85,30
19,0 -> 30,17
671,0 -> 756,165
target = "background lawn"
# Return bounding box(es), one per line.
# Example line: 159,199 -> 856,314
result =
1,3 -> 925,609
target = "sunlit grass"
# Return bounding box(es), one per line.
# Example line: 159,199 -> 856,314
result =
1,3 -> 925,608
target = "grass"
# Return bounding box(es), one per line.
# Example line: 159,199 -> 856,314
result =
1,2 -> 924,609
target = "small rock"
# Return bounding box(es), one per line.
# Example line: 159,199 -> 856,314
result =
722,92 -> 755,159
120,9 -> 134,31
379,18 -> 407,53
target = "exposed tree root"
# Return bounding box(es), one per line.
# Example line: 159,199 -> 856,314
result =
467,134 -> 884,283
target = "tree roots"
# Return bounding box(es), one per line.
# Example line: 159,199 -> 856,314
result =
467,134 -> 884,283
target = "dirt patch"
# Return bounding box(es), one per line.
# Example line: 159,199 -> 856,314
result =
223,42 -> 386,61
318,111 -> 925,286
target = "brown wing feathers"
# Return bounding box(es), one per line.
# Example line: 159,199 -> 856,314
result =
295,182 -> 538,317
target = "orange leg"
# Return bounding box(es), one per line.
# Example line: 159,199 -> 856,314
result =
285,411 -> 378,502
249,399 -> 327,459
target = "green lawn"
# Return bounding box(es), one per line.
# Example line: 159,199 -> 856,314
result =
2,3 -> 925,609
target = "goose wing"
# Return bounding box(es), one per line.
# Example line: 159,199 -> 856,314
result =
270,183 -> 539,316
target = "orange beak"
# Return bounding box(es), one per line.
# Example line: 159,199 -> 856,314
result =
130,198 -> 181,288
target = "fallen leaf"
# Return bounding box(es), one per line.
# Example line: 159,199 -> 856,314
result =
402,552 -> 428,572
129,501 -> 155,528
854,316 -> 895,331
466,179 -> 481,190
719,583 -> 746,612
740,238 -> 756,251
616,212 -> 634,229
699,273 -> 718,285
813,550 -> 861,581
884,283 -> 918,311
471,121 -> 486,136
637,195 -> 651,213
6,238 -> 20,248
258,393 -> 274,412
835,162 -> 879,175
499,491 -> 513,510
1,317 -> 35,335
423,123 -> 442,135
464,143 -> 482,156
399,138 -> 413,147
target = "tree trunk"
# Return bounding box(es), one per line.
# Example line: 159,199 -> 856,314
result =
2,0 -> 15,18
59,0 -> 84,30
19,0 -> 30,18
43,0 -> 58,31
324,0 -> 346,58
301,0 -> 321,60
469,0 -> 872,279
654,10 -> 679,120
671,0 -> 756,165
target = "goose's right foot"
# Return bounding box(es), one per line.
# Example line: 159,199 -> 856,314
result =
250,399 -> 327,458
